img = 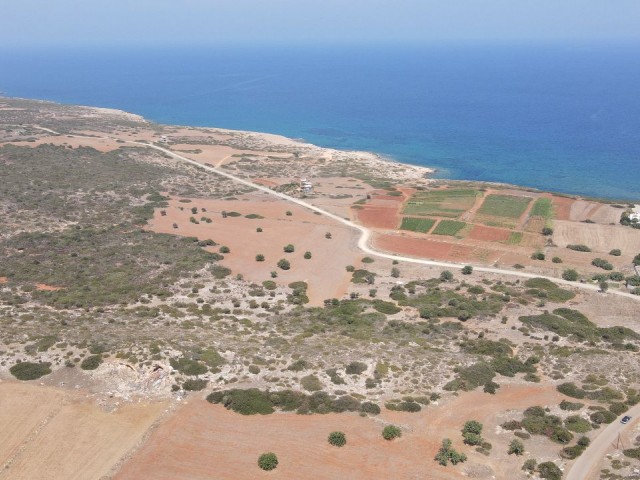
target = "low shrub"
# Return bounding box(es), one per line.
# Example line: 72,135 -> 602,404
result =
80,354 -> 103,370
567,244 -> 591,252
258,452 -> 278,471
9,361 -> 52,380
183,379 -> 208,391
382,425 -> 402,440
328,431 -> 346,447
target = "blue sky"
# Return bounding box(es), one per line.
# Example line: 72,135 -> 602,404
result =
3,0 -> 640,47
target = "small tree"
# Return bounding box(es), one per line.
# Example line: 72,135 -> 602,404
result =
304,251 -> 312,259
599,281 -> 609,293
258,452 -> 278,471
542,227 -> 553,236
328,431 -> 346,447
435,438 -> 467,466
537,461 -> 562,480
283,244 -> 295,253
286,210 -> 293,216
552,256 -> 562,263
462,420 -> 483,435
256,254 -> 265,262
633,253 -> 640,265
172,223 -> 178,229
221,210 -> 228,218
270,270 -> 278,278
508,439 -> 525,455
391,267 -> 400,278
325,232 -> 332,239
382,425 -> 402,440
609,248 -> 621,256
220,246 -> 230,254
256,227 -> 263,232
440,270 -> 453,282
277,259 -> 290,270
461,266 -> 473,275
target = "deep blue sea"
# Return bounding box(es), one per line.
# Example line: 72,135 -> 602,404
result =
1,44 -> 639,200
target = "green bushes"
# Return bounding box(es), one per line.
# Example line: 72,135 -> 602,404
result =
567,244 -> 591,252
345,361 -> 368,375
372,300 -> 401,315
508,439 -> 525,455
537,462 -> 563,480
80,354 -> 103,370
328,431 -> 346,447
382,425 -> 402,440
277,259 -> 291,270
300,375 -> 322,392
283,244 -> 295,253
609,249 -> 622,256
519,406 -> 573,444
170,357 -> 208,375
206,388 -> 380,416
207,389 -> 274,415
385,401 -> 421,412
524,278 -> 575,301
9,361 -> 52,380
562,269 -> 579,281
183,379 -> 208,391
591,258 -> 613,270
255,254 -> 265,262
461,265 -> 473,275
258,452 -> 278,471
559,400 -> 584,411
434,438 -> 467,466
462,420 -> 483,446
564,415 -> 591,433
557,382 -> 586,399
443,362 -> 496,392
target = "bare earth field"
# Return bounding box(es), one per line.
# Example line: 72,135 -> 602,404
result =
116,385 -> 563,480
0,382 -> 167,480
147,194 -> 360,305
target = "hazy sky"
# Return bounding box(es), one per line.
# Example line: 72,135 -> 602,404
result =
3,0 -> 640,47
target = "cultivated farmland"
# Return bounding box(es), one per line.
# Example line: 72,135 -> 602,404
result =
477,194 -> 532,218
432,220 -> 466,236
400,217 -> 436,233
402,189 -> 478,218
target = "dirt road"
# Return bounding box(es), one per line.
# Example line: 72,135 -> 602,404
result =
565,404 -> 640,480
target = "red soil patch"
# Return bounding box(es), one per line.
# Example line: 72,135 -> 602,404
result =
116,384 -> 562,480
468,225 -> 511,242
253,178 -> 279,187
355,206 -> 399,230
35,283 -> 62,291
148,196 -> 359,305
550,195 -> 574,221
373,233 -> 454,260
0,277 -> 7,284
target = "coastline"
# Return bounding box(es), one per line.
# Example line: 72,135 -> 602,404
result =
1,95 -> 637,205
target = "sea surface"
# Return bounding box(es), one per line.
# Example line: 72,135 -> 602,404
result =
1,44 -> 639,200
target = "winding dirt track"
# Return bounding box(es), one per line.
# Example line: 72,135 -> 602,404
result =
34,125 -> 640,302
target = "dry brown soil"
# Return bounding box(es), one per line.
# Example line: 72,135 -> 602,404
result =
115,384 -> 563,480
0,382 -> 167,480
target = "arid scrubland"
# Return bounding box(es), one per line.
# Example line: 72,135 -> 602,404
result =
1,98 -> 639,479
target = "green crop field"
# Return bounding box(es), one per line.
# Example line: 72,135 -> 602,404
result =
432,220 -> 467,236
402,189 -> 478,218
477,194 -> 532,219
400,217 -> 436,233
529,198 -> 554,224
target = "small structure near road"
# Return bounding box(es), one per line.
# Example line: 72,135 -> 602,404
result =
300,177 -> 313,193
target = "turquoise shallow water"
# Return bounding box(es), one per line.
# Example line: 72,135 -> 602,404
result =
1,44 -> 639,200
